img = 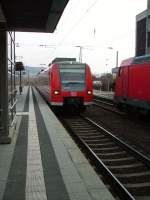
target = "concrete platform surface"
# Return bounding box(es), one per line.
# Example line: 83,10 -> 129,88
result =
0,86 -> 115,200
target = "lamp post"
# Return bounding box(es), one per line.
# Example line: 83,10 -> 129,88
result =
75,45 -> 93,63
75,46 -> 83,62
108,47 -> 119,68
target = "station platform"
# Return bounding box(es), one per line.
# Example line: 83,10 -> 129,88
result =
0,86 -> 115,200
93,90 -> 114,100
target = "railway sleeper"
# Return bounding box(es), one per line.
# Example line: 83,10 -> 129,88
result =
85,140 -> 114,145
108,163 -> 143,170
71,125 -> 93,128
125,183 -> 150,196
96,150 -> 127,157
88,143 -> 117,148
76,131 -> 101,135
72,127 -> 95,131
101,156 -> 134,162
87,137 -> 110,142
110,165 -> 148,174
74,130 -> 97,133
81,135 -> 105,139
102,157 -> 138,166
118,174 -> 150,184
92,147 -> 122,153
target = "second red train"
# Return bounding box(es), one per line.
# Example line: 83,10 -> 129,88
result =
114,54 -> 150,114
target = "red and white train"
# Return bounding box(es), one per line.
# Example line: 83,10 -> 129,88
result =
33,58 -> 93,109
114,54 -> 150,114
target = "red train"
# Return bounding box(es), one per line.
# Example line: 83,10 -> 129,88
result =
34,58 -> 93,110
114,55 -> 150,114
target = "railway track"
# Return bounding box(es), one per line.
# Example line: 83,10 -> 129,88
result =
61,114 -> 150,200
93,95 -> 114,105
93,96 -> 124,115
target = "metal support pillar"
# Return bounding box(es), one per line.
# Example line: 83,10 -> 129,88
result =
19,69 -> 22,94
0,30 -> 10,144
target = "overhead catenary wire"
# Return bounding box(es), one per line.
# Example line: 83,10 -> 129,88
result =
58,0 -> 100,45
16,0 -> 101,62
49,0 -> 100,59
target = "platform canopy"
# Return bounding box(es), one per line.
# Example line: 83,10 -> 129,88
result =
1,0 -> 69,32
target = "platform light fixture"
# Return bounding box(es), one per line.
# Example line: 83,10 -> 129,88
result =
15,62 -> 25,94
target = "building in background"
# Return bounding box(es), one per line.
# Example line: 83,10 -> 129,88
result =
136,0 -> 150,56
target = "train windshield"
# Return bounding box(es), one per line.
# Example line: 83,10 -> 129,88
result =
59,64 -> 86,91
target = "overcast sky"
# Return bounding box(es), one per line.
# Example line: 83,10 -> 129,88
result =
15,0 -> 147,74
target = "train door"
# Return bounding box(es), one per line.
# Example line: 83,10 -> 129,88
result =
122,66 -> 129,98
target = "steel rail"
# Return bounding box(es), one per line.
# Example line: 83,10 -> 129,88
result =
93,95 -> 114,104
62,116 -> 135,200
62,115 -> 150,200
83,116 -> 150,168
94,98 -> 114,106
72,126 -> 135,200
93,101 -> 123,115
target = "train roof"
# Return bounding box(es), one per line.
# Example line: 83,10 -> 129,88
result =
51,57 -> 76,64
120,54 -> 150,67
55,61 -> 85,65
133,54 -> 150,64
50,61 -> 86,66
47,57 -> 89,66
38,62 -> 86,74
120,57 -> 134,67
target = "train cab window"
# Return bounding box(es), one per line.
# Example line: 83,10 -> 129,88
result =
148,32 -> 150,47
118,67 -> 122,76
133,54 -> 150,64
59,64 -> 86,91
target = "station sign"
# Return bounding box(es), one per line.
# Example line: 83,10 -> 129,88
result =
15,62 -> 25,71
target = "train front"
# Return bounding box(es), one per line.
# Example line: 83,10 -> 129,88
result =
51,62 -> 93,109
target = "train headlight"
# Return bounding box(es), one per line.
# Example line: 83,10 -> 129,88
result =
54,90 -> 59,95
87,90 -> 92,95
